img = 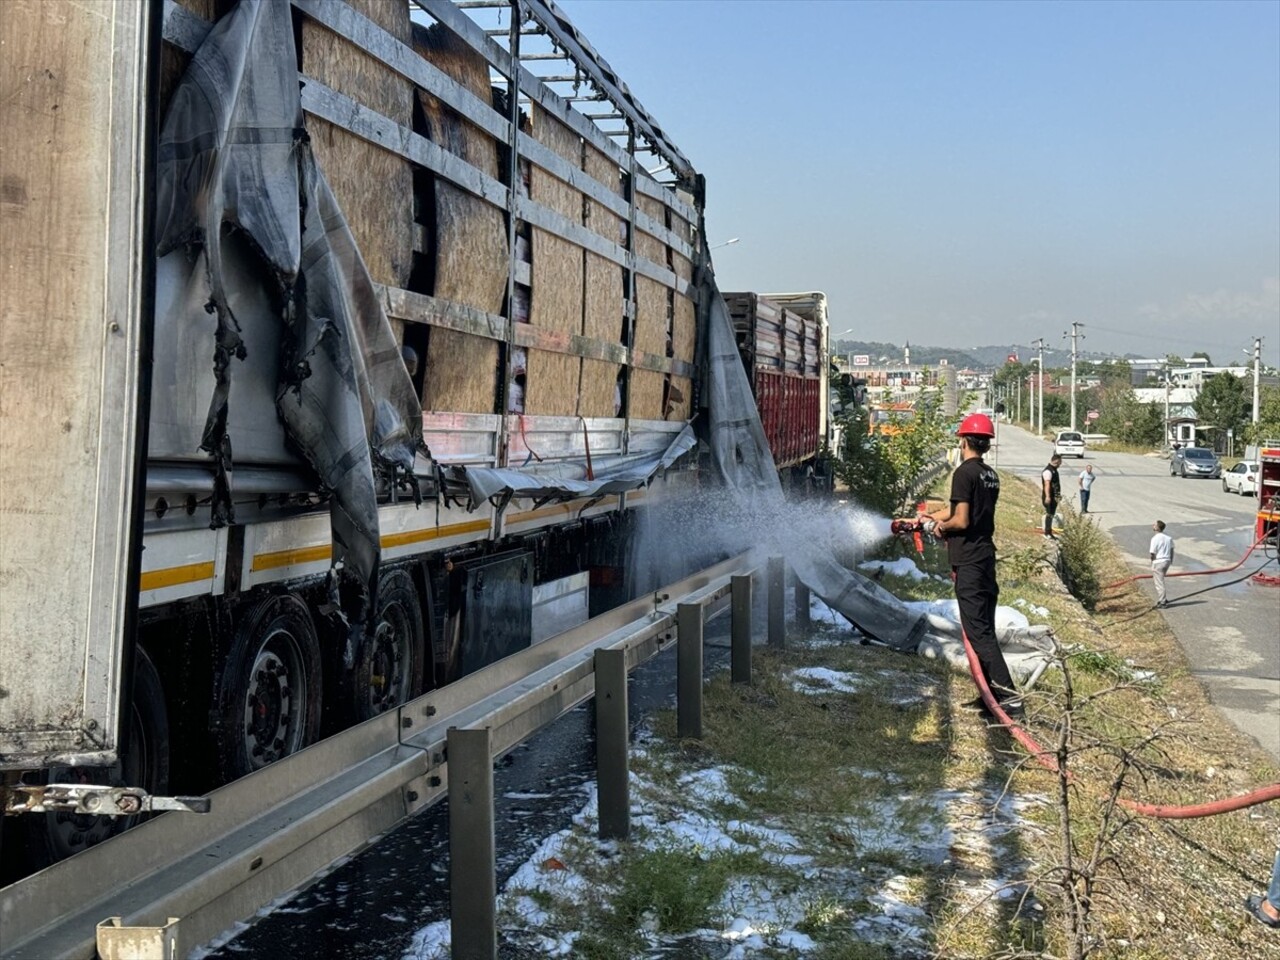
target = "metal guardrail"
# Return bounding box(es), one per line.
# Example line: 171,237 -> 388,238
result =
1,552 -> 780,960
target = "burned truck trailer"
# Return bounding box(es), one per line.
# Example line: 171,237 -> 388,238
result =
0,0 -> 709,860
722,291 -> 831,486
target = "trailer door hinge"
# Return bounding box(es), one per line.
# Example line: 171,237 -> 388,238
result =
3,783 -> 211,816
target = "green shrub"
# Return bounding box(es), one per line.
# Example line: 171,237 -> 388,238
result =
1056,514 -> 1107,610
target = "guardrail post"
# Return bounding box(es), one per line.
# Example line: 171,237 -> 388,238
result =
767,555 -> 785,649
677,602 -> 703,739
594,648 -> 630,840
793,571 -> 810,633
449,727 -> 496,960
731,574 -> 753,685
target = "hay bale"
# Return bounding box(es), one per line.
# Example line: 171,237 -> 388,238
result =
580,144 -> 624,417
526,107 -> 584,416
302,1 -> 414,288
413,21 -> 509,414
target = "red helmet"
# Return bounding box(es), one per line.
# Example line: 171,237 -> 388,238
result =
957,412 -> 996,437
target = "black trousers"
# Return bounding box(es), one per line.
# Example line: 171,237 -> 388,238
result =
953,557 -> 1017,701
1043,499 -> 1058,535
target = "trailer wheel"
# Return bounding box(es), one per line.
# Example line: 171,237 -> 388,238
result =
26,647 -> 170,867
218,594 -> 322,779
350,568 -> 425,722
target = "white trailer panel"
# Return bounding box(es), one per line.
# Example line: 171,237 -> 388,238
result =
0,1 -> 152,769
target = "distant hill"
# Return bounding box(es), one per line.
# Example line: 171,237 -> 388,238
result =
831,340 -> 1114,372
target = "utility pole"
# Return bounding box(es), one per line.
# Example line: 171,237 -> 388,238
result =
1030,338 -> 1045,436
1163,362 -> 1171,448
1063,323 -> 1083,432
1253,337 -> 1262,424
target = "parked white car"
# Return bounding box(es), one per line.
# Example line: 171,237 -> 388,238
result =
1053,431 -> 1086,458
1222,460 -> 1259,496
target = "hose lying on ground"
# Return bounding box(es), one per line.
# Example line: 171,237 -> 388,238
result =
1102,531 -> 1276,591
958,628 -> 1280,819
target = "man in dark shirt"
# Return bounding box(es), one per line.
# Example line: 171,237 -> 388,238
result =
929,413 -> 1022,719
1041,454 -> 1062,538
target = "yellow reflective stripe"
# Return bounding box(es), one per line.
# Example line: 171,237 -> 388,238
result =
251,519 -> 495,572
251,544 -> 331,572
140,561 -> 215,591
381,519 -> 491,549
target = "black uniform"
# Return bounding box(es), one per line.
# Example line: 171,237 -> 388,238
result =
1042,461 -> 1061,537
947,456 -> 1016,702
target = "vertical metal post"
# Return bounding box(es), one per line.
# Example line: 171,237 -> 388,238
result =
767,555 -> 785,649
676,603 -> 703,739
594,648 -> 630,840
730,574 -> 752,685
793,572 -> 810,632
449,727 -> 496,960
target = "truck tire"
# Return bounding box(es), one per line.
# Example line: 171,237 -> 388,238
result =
217,594 -> 322,780
26,646 -> 170,867
350,568 -> 425,722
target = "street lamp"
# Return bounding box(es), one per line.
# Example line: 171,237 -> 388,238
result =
708,237 -> 740,250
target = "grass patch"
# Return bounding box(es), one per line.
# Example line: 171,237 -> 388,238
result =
605,843 -> 761,936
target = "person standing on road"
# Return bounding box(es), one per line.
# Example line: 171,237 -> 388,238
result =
1078,464 -> 1096,514
1149,520 -> 1175,607
1041,454 -> 1062,538
926,413 -> 1023,719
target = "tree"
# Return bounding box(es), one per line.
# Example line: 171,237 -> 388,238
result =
1093,384 -> 1164,447
1243,384 -> 1280,445
833,399 -> 950,515
1195,372 -> 1248,448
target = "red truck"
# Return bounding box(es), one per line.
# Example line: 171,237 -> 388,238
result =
723,291 -> 830,483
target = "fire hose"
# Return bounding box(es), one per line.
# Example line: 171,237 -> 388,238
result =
890,515 -> 1280,819
1102,530 -> 1279,591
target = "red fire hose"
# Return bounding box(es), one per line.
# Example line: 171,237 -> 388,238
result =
891,515 -> 1280,818
1103,531 -> 1276,591
959,629 -> 1280,819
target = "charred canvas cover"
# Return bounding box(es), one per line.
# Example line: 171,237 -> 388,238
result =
701,276 -> 931,651
155,0 -> 422,651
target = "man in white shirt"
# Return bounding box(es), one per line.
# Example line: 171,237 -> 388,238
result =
1078,464 -> 1096,514
1149,520 -> 1175,607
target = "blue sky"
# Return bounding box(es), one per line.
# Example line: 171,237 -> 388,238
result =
560,0 -> 1280,363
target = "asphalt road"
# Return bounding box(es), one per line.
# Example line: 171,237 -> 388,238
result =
988,423 -> 1280,762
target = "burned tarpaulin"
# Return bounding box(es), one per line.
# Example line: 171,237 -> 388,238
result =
701,276 -> 930,652
450,426 -> 698,510
155,0 -> 423,657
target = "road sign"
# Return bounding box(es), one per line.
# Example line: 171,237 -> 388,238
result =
852,355 -> 870,366
939,358 -> 948,366
1086,409 -> 1099,422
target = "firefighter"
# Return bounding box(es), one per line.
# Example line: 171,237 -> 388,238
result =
928,413 -> 1022,719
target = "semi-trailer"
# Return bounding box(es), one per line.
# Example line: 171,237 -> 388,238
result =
0,0 -> 718,869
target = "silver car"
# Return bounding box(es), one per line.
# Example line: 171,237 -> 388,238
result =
1171,446 -> 1221,479
1222,460 -> 1259,495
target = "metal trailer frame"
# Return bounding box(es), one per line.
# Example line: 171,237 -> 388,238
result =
0,552 -> 784,960
139,0 -> 711,610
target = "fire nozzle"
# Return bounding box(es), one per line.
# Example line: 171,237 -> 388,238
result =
890,515 -> 936,556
